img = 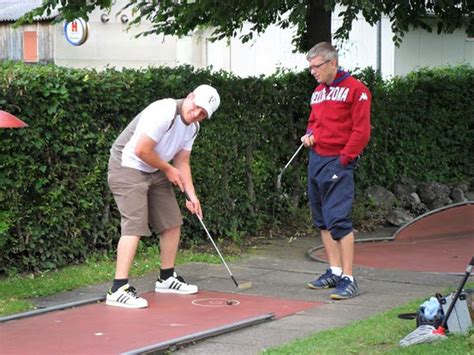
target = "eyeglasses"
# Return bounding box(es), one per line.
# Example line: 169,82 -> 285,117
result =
310,59 -> 331,71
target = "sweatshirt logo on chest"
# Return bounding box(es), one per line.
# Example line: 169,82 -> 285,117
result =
311,87 -> 349,104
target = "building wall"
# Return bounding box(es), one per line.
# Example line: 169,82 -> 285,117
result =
465,38 -> 474,63
54,1 -> 180,69
206,11 -> 397,78
55,1 -> 311,73
394,23 -> 474,76
206,15 -> 391,78
0,23 -> 21,61
0,22 -> 54,63
206,22 -> 308,77
332,15 -> 395,78
207,10 -> 473,79
2,2 -> 472,77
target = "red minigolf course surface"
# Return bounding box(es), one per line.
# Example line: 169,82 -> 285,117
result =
0,290 -> 321,354
312,203 -> 473,273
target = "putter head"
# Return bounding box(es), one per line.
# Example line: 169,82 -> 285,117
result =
237,281 -> 252,290
276,173 -> 283,190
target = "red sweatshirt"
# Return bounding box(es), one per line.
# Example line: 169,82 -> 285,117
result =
307,70 -> 371,166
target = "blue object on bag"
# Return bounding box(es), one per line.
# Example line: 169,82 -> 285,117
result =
421,297 -> 441,320
416,296 -> 444,328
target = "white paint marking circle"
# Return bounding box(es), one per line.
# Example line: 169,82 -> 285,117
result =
192,298 -> 240,307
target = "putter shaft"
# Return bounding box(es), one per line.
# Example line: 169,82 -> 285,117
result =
277,132 -> 312,189
184,190 -> 240,288
195,213 -> 239,288
280,142 -> 305,174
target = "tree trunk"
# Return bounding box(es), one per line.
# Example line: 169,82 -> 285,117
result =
245,143 -> 256,216
306,0 -> 332,50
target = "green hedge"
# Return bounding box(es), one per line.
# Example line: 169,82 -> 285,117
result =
0,62 -> 472,274
356,66 -> 474,186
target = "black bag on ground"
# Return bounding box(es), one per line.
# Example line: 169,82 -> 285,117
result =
415,306 -> 444,328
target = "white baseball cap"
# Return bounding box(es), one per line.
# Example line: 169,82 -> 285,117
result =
193,84 -> 220,118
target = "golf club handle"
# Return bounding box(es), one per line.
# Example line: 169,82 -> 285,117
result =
183,189 -> 200,216
440,257 -> 474,328
183,190 -> 191,201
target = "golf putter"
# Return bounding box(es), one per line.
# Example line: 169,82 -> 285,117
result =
277,132 -> 312,190
183,191 -> 252,290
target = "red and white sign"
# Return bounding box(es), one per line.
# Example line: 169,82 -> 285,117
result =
64,18 -> 89,46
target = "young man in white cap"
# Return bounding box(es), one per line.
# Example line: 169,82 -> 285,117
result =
106,84 -> 220,308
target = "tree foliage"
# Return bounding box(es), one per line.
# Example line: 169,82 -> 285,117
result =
18,1 -> 474,51
335,0 -> 474,47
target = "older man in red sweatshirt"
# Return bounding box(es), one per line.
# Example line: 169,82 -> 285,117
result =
302,42 -> 371,300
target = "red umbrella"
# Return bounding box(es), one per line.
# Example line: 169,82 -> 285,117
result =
0,110 -> 28,128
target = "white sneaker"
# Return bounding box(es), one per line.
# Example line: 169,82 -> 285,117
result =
106,284 -> 148,308
155,273 -> 198,294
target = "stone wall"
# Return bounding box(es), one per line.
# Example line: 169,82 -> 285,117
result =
363,179 -> 472,227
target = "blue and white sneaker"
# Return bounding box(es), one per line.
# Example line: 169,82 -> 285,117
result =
308,268 -> 341,289
155,273 -> 198,294
330,276 -> 359,299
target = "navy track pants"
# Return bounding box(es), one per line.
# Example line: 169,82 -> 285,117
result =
307,150 -> 355,240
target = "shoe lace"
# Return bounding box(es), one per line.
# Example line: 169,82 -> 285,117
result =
175,275 -> 188,284
125,286 -> 138,297
321,269 -> 333,278
338,277 -> 352,289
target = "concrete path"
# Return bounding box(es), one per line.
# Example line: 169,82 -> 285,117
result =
32,228 -> 467,354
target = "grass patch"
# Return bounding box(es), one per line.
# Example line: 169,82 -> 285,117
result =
0,245 -> 222,317
264,283 -> 474,354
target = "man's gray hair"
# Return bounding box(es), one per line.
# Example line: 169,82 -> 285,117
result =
306,42 -> 338,64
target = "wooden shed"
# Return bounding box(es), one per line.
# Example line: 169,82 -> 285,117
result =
0,1 -> 57,64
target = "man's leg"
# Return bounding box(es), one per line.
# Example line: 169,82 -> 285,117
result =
108,167 -> 148,285
337,231 -> 354,277
322,158 -> 358,299
106,234 -> 148,308
106,166 -> 150,308
331,230 -> 358,299
321,229 -> 342,268
155,225 -> 198,294
114,235 -> 141,279
307,153 -> 343,289
159,226 -> 180,269
307,229 -> 343,289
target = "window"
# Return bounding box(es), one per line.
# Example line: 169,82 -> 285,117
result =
23,31 -> 38,63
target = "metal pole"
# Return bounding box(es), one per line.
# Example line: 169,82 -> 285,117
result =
376,18 -> 382,74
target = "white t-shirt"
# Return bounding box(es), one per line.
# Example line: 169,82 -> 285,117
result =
121,99 -> 198,173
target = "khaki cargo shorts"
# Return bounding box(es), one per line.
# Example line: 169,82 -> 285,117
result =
108,162 -> 183,236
